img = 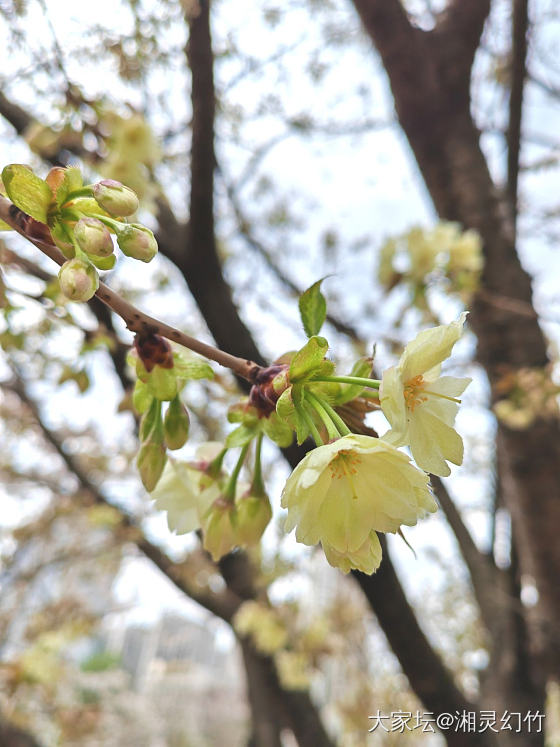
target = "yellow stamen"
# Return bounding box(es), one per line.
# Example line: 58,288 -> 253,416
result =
329,450 -> 362,499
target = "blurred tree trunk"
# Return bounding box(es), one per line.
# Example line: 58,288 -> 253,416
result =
351,0 -> 557,743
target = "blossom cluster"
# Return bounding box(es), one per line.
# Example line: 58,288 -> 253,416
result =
146,312 -> 471,575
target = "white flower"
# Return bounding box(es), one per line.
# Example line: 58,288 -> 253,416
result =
380,313 -> 471,476
281,434 -> 436,574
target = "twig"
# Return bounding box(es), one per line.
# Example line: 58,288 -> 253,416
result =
0,195 -> 262,381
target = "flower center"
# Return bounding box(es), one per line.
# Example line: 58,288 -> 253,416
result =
329,450 -> 362,500
404,375 -> 428,412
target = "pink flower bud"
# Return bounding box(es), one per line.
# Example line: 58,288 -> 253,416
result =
58,258 -> 99,302
116,223 -> 158,262
92,179 -> 139,217
74,217 -> 114,257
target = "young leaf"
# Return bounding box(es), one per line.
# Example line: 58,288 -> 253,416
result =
2,165 -> 52,224
226,424 -> 257,448
289,335 -> 329,381
299,279 -> 327,338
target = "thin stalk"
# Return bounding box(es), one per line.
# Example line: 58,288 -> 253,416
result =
305,390 -> 342,441
224,443 -> 250,502
312,375 -> 381,389
300,403 -> 324,447
314,396 -> 351,436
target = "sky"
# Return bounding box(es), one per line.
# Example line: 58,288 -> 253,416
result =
0,0 -> 558,650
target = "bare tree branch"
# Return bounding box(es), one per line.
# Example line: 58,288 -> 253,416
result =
506,0 -> 529,232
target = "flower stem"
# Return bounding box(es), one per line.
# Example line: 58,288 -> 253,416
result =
251,433 -> 265,494
301,403 -> 324,447
305,390 -> 342,441
315,396 -> 352,436
224,443 -> 250,502
312,375 -> 381,389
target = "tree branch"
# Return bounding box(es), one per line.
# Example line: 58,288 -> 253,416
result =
431,476 -> 500,631
0,197 -> 261,381
181,1 -> 266,368
353,540 -> 496,747
506,0 -> 529,231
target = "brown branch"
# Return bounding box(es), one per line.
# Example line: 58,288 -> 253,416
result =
182,1 -> 266,369
506,0 -> 529,230
353,540 -> 496,747
0,196 -> 261,381
431,476 -> 499,631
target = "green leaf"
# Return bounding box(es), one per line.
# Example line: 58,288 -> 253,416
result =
299,278 -> 327,337
289,335 -> 329,382
262,412 -> 294,447
226,424 -> 257,448
173,353 -> 214,381
2,164 -> 52,223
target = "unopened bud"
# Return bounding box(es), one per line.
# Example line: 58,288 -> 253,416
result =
163,396 -> 190,450
202,498 -> 239,561
58,258 -> 99,302
137,439 -> 167,492
116,223 -> 158,262
92,179 -> 139,217
235,492 -> 272,546
74,217 -> 114,257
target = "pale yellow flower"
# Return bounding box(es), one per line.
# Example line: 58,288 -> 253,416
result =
380,314 -> 471,476
151,442 -> 223,534
281,434 -> 435,574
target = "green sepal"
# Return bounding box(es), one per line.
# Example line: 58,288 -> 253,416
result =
173,353 -> 214,381
261,412 -> 294,447
226,424 -> 257,448
289,335 -> 329,382
133,379 -> 154,415
148,365 -> 178,401
2,164 -> 52,223
299,278 -> 327,338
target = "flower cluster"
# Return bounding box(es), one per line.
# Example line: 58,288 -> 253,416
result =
1,164 -> 158,302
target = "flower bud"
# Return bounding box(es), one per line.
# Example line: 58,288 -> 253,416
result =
137,439 -> 167,492
116,224 -> 158,262
74,217 -> 114,257
163,396 -> 190,450
201,498 -> 239,561
235,492 -> 272,546
92,179 -> 139,217
58,258 -> 99,302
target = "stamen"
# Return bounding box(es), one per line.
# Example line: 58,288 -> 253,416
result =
329,450 -> 362,498
404,375 -> 462,410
